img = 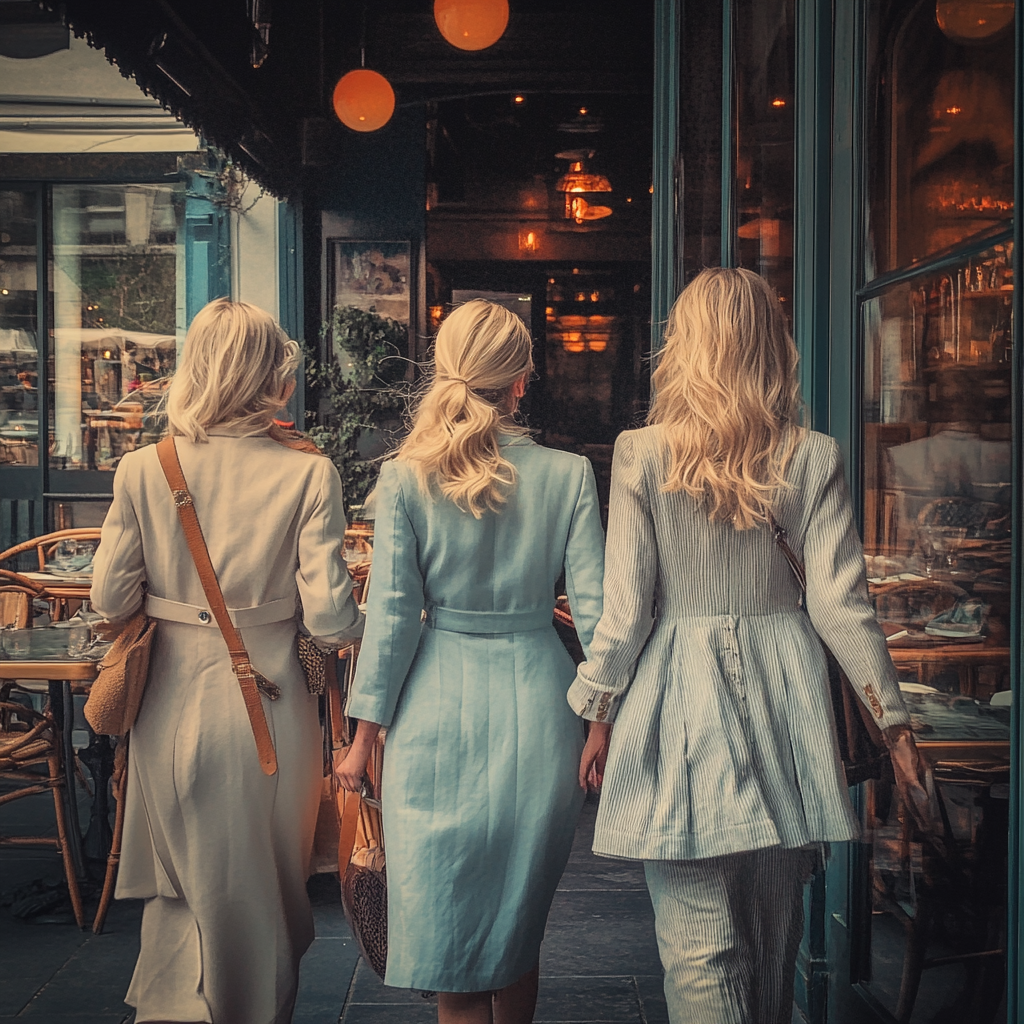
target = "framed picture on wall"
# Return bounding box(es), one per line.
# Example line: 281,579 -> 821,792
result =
329,240 -> 411,326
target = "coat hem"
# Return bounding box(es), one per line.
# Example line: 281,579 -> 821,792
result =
384,950 -> 539,994
592,823 -> 860,861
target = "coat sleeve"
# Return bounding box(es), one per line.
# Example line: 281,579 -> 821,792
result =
90,456 -> 146,621
804,438 -> 910,727
567,432 -> 657,722
296,459 -> 364,643
346,460 -> 425,727
562,457 -> 605,658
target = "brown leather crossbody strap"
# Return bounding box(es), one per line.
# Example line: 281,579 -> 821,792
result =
156,436 -> 279,776
766,511 -> 807,594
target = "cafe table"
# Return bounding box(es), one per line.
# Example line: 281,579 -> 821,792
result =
0,634 -> 106,928
21,571 -> 93,622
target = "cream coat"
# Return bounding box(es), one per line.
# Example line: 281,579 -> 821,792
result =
91,430 -> 362,1024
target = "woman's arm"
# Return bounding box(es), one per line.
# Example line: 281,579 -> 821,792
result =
562,457 -> 605,657
804,438 -> 910,728
566,432 -> 657,723
90,458 -> 146,620
345,461 -> 425,728
297,460 -> 363,643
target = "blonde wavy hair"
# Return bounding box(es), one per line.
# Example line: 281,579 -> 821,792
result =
396,299 -> 533,518
166,298 -> 301,442
649,267 -> 803,530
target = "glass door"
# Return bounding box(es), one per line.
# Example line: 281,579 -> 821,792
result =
852,2 -> 1015,1019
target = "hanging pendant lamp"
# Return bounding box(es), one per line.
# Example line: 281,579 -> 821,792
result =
433,0 -> 509,51
333,68 -> 395,132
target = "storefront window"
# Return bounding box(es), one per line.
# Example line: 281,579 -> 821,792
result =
49,183 -> 182,471
0,190 -> 40,467
733,0 -> 795,307
864,0 -> 1015,280
859,4 -> 1013,1015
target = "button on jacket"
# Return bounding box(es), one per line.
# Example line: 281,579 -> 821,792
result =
567,426 -> 910,862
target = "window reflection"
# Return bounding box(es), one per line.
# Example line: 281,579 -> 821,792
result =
733,0 -> 794,308
861,7 -> 1013,1015
865,0 -> 1014,279
0,190 -> 39,466
49,184 -> 182,471
861,241 -> 1013,1022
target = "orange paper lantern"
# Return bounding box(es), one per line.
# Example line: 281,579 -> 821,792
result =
434,0 -> 509,51
332,69 -> 395,132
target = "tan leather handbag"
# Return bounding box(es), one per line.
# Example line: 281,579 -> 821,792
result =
83,609 -> 156,736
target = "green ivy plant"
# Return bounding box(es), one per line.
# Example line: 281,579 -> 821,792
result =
305,305 -> 412,512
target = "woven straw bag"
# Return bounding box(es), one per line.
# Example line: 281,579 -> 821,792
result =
338,733 -> 387,978
83,609 -> 157,736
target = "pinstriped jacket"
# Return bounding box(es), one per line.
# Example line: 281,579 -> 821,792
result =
567,426 -> 911,861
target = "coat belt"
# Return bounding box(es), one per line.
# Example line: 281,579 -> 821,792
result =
146,594 -> 295,628
425,605 -> 551,634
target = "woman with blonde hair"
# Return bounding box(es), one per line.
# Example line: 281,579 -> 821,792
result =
571,268 -> 929,1023
339,298 -> 605,1023
91,297 -> 363,1024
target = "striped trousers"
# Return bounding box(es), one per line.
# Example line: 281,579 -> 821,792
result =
644,847 -> 818,1024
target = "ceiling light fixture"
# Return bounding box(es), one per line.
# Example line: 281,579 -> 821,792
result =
935,0 -> 1015,42
434,0 -> 509,51
555,153 -> 613,224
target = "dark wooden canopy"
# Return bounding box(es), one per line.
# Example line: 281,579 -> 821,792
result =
46,0 -> 653,198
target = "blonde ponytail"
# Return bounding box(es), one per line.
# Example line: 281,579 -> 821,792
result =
396,300 -> 533,518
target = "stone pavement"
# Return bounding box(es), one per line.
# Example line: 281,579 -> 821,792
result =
0,784 -> 802,1023
336,795 -> 666,1024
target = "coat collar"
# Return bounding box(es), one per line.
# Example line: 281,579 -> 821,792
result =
498,433 -> 535,448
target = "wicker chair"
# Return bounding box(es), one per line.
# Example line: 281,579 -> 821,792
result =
0,528 -> 101,622
0,567 -> 85,928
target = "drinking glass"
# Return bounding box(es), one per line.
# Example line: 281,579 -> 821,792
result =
52,539 -> 78,570
918,525 -> 968,578
66,623 -> 91,658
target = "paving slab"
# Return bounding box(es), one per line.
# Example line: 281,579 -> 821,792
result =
0,791 -> 825,1024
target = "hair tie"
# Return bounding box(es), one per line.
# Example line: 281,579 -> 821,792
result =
439,374 -> 472,386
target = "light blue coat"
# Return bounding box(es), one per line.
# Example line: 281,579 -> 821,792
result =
348,436 -> 605,992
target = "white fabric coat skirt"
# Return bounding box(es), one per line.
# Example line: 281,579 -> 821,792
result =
116,618 -> 322,1024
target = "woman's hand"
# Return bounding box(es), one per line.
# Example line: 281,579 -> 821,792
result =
579,721 -> 612,792
884,724 -> 936,836
336,746 -> 370,793
334,719 -> 381,794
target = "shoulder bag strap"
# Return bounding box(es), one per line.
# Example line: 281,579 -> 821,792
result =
765,510 -> 807,594
155,436 -> 279,776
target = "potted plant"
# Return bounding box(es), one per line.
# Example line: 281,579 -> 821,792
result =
305,305 -> 411,513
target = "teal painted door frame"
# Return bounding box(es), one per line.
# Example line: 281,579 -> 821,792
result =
651,0 -> 680,355
1009,0 -> 1024,1018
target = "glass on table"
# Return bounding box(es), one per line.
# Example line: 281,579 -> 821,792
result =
51,538 -> 78,571
917,524 -> 969,578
